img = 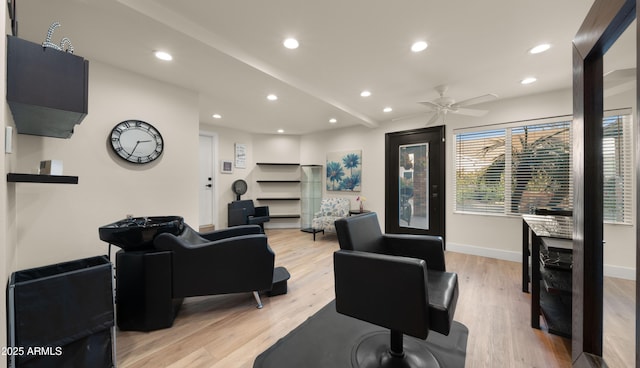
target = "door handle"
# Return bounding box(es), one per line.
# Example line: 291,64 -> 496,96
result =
205,184 -> 212,188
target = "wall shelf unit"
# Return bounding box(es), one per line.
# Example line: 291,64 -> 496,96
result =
256,197 -> 300,201
256,180 -> 301,183
255,163 -> 301,228
256,163 -> 300,166
7,173 -> 79,184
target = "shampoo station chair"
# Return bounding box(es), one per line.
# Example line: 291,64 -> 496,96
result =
228,200 -> 270,230
115,224 -> 287,331
334,212 -> 459,368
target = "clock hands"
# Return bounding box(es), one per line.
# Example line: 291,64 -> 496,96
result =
127,139 -> 153,157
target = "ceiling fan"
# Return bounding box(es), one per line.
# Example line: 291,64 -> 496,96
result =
418,85 -> 498,125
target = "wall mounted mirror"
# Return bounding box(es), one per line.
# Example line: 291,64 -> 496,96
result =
602,19 -> 635,367
571,0 -> 636,365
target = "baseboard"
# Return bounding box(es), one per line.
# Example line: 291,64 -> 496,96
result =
447,242 -> 636,281
264,223 -> 300,230
603,264 -> 636,280
447,242 -> 521,263
198,224 -> 215,233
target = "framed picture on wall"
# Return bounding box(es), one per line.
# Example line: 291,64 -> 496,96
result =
326,149 -> 362,192
221,160 -> 233,174
235,143 -> 247,169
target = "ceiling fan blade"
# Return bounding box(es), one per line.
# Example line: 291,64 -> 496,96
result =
451,93 -> 498,108
425,112 -> 441,126
452,107 -> 489,117
418,101 -> 441,111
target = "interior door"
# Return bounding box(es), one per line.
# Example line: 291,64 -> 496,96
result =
385,126 -> 445,240
199,134 -> 215,227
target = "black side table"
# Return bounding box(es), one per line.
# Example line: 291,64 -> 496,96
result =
349,210 -> 371,216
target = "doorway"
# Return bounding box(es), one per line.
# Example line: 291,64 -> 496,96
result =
385,126 -> 445,240
199,133 -> 216,229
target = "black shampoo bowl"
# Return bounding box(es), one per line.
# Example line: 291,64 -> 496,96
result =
98,216 -> 184,251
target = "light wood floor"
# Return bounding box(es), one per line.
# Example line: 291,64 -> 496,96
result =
116,229 -> 635,368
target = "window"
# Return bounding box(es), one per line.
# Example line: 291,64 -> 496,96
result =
454,110 -> 632,224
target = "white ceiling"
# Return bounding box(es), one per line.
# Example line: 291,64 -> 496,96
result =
14,0 -> 628,135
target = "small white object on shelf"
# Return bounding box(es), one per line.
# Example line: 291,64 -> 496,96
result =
39,160 -> 63,175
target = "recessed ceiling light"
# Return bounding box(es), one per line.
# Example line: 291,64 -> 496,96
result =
529,43 -> 551,54
360,90 -> 371,97
411,41 -> 428,53
154,51 -> 173,61
329,118 -> 337,124
277,129 -> 284,133
521,77 -> 537,85
383,107 -> 393,113
212,114 -> 222,119
283,38 -> 299,49
267,94 -> 278,101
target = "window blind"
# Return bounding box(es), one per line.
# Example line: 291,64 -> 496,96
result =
509,121 -> 571,215
454,111 -> 632,224
455,129 -> 506,214
602,114 -> 633,224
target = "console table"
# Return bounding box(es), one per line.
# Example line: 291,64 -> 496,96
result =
522,214 -> 573,337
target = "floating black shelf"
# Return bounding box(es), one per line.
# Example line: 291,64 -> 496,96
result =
256,163 -> 300,166
7,173 -> 78,184
256,197 -> 300,201
270,215 -> 301,219
257,180 -> 301,183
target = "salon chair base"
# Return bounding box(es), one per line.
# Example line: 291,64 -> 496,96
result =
353,331 -> 440,368
267,266 -> 290,296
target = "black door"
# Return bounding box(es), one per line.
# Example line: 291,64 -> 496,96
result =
385,126 -> 445,240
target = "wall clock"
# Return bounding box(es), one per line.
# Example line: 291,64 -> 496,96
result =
110,120 -> 164,164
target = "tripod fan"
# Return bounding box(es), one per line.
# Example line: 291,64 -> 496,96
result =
232,179 -> 248,200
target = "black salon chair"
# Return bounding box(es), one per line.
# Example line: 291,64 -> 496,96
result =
334,212 -> 458,368
228,200 -> 270,231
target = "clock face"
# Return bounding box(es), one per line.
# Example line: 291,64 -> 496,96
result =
110,120 -> 164,164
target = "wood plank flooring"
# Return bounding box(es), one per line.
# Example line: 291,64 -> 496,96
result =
116,229 -> 634,368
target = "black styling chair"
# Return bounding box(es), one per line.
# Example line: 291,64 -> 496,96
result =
334,212 -> 458,368
228,200 -> 270,231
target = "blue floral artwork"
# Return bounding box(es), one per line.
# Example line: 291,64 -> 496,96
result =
326,150 -> 362,192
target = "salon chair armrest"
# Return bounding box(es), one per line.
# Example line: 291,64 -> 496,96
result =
254,206 -> 270,217
199,225 -> 262,242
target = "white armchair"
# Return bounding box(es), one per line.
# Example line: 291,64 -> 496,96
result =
311,198 -> 351,240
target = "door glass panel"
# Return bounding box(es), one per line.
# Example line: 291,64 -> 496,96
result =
399,143 -> 429,229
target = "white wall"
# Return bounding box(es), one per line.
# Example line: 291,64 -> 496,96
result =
13,61 -> 200,269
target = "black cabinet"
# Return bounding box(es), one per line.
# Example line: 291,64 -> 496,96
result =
115,250 -> 183,331
7,256 -> 114,367
6,36 -> 89,138
522,214 -> 573,338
